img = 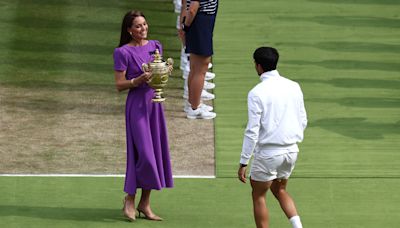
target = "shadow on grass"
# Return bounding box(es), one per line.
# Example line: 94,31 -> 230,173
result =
277,15 -> 400,29
2,57 -> 110,74
308,97 -> 400,108
307,0 -> 399,5
0,42 -> 179,62
311,118 -> 400,140
286,59 -> 400,72
0,40 -> 114,56
276,41 -> 400,54
2,16 -> 176,36
14,0 -> 174,13
2,78 -> 182,94
1,80 -> 127,114
2,98 -> 124,115
2,80 -> 114,92
297,78 -> 400,90
0,205 -> 126,223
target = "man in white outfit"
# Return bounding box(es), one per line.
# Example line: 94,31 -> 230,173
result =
238,47 -> 307,228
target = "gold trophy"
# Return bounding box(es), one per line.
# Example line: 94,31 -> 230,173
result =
142,49 -> 173,102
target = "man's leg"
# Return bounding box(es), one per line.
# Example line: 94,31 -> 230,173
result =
250,178 -> 273,228
270,179 -> 302,228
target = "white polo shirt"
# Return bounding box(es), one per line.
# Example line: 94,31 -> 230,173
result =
240,70 -> 307,165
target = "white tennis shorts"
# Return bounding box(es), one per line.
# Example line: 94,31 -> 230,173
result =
250,152 -> 298,182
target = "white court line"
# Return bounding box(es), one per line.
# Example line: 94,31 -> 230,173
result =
0,174 -> 216,178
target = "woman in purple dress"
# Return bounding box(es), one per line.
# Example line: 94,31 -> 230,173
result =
113,10 -> 173,221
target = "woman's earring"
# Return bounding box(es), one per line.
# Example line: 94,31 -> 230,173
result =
129,32 -> 132,36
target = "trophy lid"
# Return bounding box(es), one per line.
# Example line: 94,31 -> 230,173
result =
153,49 -> 162,63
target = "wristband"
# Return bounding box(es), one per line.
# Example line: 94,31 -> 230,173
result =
240,163 -> 247,168
130,78 -> 135,87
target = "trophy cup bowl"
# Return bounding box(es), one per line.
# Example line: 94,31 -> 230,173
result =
142,49 -> 173,102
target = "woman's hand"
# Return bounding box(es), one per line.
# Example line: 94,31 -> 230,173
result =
168,65 -> 173,75
136,71 -> 153,85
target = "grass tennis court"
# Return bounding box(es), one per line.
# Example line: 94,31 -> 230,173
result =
1,0 -> 399,227
1,177 -> 399,227
214,0 -> 400,178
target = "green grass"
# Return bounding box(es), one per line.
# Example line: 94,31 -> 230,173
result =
1,0 -> 400,227
0,0 -> 183,173
1,177 -> 399,228
0,0 -> 181,96
214,0 -> 400,177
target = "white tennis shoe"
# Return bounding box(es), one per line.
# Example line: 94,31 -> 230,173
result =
186,107 -> 216,119
183,89 -> 215,100
184,101 -> 213,113
203,81 -> 215,90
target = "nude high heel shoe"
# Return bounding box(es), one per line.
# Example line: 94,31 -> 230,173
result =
122,196 -> 136,221
137,208 -> 163,221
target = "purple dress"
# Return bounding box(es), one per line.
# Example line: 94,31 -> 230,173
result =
113,40 -> 173,194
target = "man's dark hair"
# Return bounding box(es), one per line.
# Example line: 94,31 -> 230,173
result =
253,47 -> 279,72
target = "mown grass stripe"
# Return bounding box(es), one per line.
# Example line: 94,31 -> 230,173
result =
214,0 -> 400,177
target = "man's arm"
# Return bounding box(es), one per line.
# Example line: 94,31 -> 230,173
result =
299,86 -> 307,130
238,92 -> 262,183
240,93 -> 262,165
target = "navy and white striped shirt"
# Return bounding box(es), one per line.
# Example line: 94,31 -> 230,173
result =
187,0 -> 218,15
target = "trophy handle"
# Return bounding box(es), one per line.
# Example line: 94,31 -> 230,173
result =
166,58 -> 174,66
166,58 -> 174,75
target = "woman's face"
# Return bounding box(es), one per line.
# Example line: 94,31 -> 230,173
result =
128,16 -> 148,40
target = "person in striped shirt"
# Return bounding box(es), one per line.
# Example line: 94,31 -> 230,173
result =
180,0 -> 218,119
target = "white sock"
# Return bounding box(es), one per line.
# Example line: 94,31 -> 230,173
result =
289,215 -> 303,228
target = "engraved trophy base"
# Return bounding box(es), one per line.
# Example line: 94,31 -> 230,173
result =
152,89 -> 165,103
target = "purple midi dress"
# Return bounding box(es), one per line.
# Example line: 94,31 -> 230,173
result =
113,40 -> 173,195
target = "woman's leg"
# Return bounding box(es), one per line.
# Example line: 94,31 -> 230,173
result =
137,189 -> 151,210
188,53 -> 211,109
123,194 -> 136,220
137,189 -> 163,221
